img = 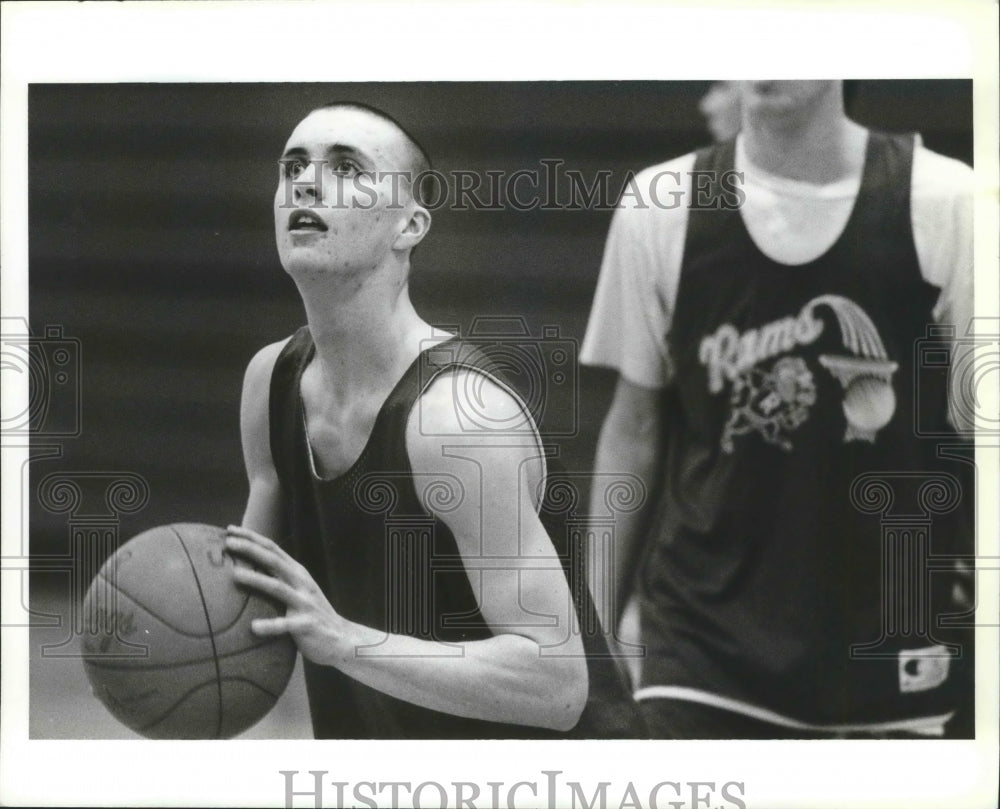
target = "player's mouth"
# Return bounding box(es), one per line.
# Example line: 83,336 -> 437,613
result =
288,210 -> 328,233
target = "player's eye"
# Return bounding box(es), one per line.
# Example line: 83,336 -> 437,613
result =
281,158 -> 308,179
330,159 -> 361,176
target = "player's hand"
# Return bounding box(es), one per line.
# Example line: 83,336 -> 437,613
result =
225,524 -> 349,666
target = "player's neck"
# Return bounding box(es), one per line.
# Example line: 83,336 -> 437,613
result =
742,110 -> 867,184
296,268 -> 434,402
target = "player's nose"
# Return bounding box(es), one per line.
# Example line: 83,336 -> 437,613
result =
293,163 -> 321,202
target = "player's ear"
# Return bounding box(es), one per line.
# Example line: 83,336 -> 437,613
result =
394,204 -> 431,252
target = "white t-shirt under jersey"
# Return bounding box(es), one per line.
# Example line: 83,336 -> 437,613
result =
581,134 -> 974,391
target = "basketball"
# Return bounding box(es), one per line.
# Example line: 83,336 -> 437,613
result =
843,375 -> 897,433
80,523 -> 297,739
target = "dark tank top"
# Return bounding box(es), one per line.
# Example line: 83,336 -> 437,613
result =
269,328 -> 644,738
640,132 -> 967,726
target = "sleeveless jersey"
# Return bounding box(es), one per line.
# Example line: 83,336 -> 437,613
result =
269,328 -> 644,738
638,132 -> 966,728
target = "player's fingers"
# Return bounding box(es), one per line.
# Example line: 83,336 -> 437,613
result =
227,532 -> 315,589
227,525 -> 289,558
250,614 -> 313,636
227,537 -> 313,590
231,565 -> 308,609
227,526 -> 310,579
249,616 -> 292,636
225,533 -> 295,575
225,534 -> 282,571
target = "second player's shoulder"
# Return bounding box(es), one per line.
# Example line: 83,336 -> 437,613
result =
618,151 -> 700,217
906,138 -> 974,297
911,137 -> 974,201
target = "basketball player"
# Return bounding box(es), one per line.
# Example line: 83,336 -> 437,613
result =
698,81 -> 742,142
224,103 -> 641,739
583,81 -> 974,738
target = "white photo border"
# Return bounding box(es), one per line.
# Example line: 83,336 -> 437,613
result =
2,2 -> 997,808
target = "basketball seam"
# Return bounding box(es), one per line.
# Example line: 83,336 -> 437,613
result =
93,572 -> 236,639
83,636 -> 292,671
170,525 -> 224,740
137,677 -> 284,737
211,567 -> 254,634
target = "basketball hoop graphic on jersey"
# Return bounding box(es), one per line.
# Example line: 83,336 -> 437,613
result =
702,294 -> 898,452
812,295 -> 898,443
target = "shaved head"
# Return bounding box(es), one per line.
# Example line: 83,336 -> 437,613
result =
311,101 -> 432,203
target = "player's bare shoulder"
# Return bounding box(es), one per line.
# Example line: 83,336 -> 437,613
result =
240,336 -> 294,468
409,368 -> 535,438
243,337 -> 293,398
404,368 -> 546,512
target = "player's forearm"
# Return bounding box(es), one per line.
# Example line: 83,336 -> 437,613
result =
316,622 -> 588,731
588,407 -> 660,631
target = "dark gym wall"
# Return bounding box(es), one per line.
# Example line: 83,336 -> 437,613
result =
28,80 -> 973,554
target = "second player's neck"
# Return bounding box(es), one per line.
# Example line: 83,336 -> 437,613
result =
742,113 -> 867,185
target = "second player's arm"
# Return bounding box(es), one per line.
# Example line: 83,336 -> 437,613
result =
587,376 -> 663,635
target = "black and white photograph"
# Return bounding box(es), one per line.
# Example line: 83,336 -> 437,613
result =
2,2 -> 998,808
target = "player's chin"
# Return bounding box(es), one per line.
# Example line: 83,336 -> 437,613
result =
279,250 -> 329,279
746,94 -> 795,115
